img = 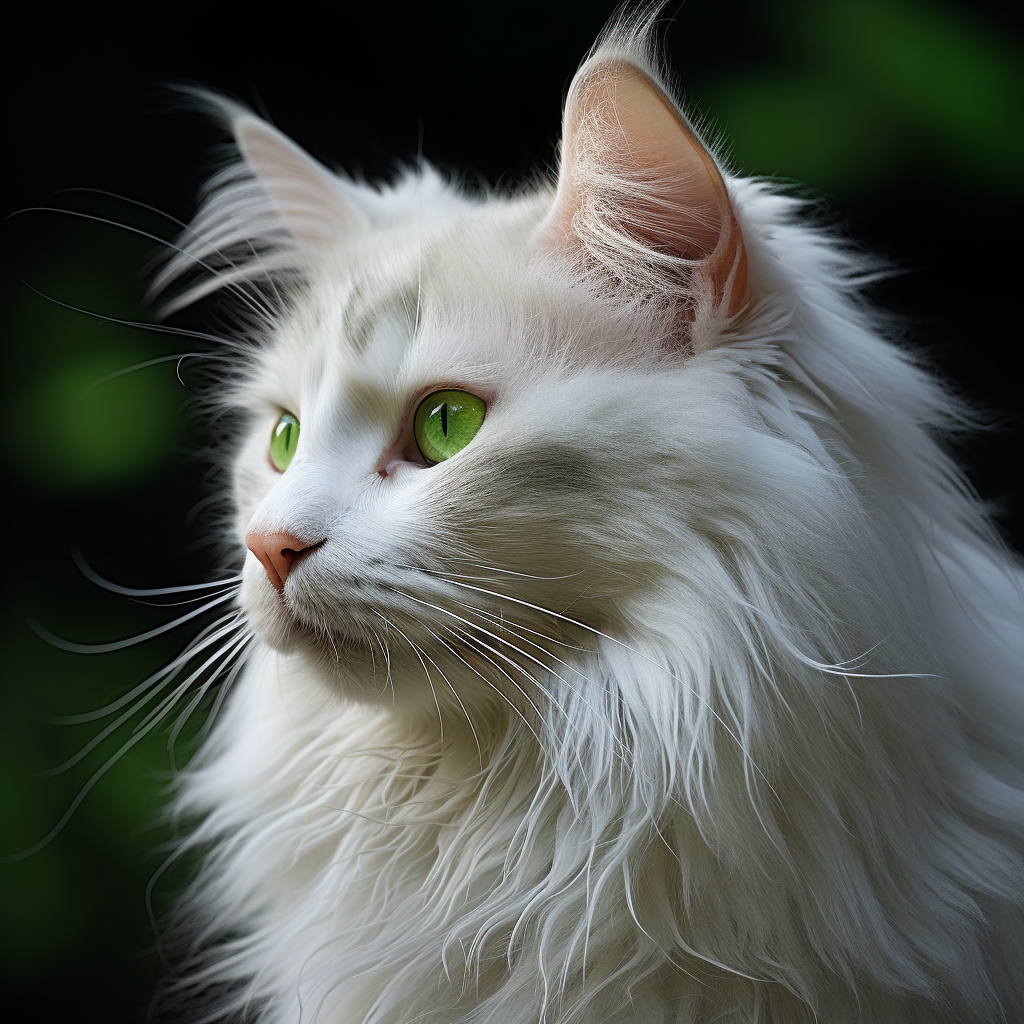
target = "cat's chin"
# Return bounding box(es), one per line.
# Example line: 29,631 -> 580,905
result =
244,595 -> 365,659
247,615 -> 501,719
240,569 -> 527,717
255,616 -> 359,658
240,564 -> 339,652
240,562 -> 385,667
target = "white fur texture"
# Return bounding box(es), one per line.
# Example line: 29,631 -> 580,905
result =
159,10 -> 1024,1023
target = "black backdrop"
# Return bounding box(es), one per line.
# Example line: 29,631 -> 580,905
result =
3,2 -> 1021,1021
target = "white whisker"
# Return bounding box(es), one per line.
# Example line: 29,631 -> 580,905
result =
434,623 -> 547,747
51,613 -> 241,724
382,585 -> 554,723
193,641 -> 254,745
166,633 -> 253,756
13,619 -> 250,861
29,591 -> 237,654
14,206 -> 278,324
73,551 -> 243,597
41,619 -> 247,778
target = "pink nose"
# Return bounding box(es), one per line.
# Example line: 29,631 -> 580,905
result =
246,530 -> 321,591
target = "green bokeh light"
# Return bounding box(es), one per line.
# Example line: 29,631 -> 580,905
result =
707,0 -> 1022,192
9,288 -> 183,489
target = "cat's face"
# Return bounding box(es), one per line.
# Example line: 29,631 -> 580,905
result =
211,61 -> 749,719
228,208 -> 593,712
233,203 -> 674,716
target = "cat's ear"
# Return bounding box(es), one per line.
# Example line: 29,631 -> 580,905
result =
152,95 -> 369,312
229,110 -> 370,243
538,59 -> 747,315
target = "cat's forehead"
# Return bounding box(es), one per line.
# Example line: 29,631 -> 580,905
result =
247,190 -> 635,410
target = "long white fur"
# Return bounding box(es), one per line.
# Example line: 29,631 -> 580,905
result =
157,8 -> 1024,1023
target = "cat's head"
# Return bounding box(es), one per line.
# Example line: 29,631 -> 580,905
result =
164,26 -> 765,724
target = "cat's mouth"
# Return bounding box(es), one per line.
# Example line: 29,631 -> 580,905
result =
241,553 -> 407,654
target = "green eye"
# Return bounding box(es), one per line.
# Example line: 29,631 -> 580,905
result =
270,412 -> 300,471
413,390 -> 486,464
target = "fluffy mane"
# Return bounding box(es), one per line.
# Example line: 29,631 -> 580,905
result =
154,8 -> 1024,1023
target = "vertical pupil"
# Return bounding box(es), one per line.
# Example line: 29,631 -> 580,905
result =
440,403 -> 449,437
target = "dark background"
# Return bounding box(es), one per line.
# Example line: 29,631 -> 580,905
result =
3,1 -> 1021,1021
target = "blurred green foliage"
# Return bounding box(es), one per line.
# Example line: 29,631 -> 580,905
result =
15,331 -> 181,489
707,0 -> 1022,190
9,251 -> 182,488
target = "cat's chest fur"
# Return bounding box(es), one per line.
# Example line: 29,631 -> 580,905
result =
183,651 -> 554,1023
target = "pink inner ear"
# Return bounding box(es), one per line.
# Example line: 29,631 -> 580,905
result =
540,61 -> 747,316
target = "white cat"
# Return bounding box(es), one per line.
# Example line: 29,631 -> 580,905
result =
152,8 -> 1024,1023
